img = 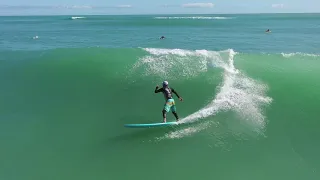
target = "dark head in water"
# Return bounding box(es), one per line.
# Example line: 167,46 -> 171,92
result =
160,36 -> 165,39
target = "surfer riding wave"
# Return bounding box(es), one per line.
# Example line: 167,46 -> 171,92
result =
155,81 -> 183,123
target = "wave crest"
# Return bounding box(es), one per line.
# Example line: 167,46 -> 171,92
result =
132,48 -> 233,79
281,52 -> 320,58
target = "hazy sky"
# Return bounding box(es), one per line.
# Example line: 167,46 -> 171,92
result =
0,0 -> 319,15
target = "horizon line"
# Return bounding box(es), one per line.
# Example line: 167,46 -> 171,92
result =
1,12 -> 320,17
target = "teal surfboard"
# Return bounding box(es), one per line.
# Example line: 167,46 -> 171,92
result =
124,121 -> 178,128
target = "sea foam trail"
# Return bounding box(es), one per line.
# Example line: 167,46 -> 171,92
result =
180,50 -> 271,124
131,48 -> 272,139
156,122 -> 211,140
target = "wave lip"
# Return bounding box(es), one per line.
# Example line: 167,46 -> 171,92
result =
154,16 -> 233,20
136,48 -> 228,79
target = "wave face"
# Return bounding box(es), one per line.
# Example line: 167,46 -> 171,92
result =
1,14 -> 320,180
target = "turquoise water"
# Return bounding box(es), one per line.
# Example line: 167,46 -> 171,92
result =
1,13 -> 320,180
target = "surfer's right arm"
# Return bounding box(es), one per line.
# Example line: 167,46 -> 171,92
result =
155,86 -> 163,93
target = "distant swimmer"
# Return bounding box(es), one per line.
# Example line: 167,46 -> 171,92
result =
160,36 -> 165,39
154,81 -> 183,123
266,29 -> 271,33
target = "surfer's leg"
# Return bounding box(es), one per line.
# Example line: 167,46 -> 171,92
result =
170,99 -> 179,121
163,100 -> 171,123
171,105 -> 179,121
162,109 -> 167,123
172,112 -> 179,121
163,99 -> 174,123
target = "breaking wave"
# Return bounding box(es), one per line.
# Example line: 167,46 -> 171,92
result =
131,48 -> 272,139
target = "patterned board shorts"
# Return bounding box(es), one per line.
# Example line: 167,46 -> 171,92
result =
163,98 -> 176,112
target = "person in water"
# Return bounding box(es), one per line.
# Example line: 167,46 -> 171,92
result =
160,36 -> 165,39
155,81 -> 183,123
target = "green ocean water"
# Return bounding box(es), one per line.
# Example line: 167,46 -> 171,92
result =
1,14 -> 320,180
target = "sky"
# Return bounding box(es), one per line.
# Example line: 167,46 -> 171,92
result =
0,0 -> 319,15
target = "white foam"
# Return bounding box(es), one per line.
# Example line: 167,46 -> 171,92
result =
156,122 -> 211,140
144,48 -> 194,56
71,17 -> 86,20
154,16 -> 233,20
178,49 -> 272,131
281,52 -> 320,58
136,48 -> 230,79
131,48 -> 272,139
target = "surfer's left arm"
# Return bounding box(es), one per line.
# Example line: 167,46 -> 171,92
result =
172,88 -> 183,101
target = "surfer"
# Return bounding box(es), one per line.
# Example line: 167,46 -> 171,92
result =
155,81 -> 183,123
160,36 -> 165,39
